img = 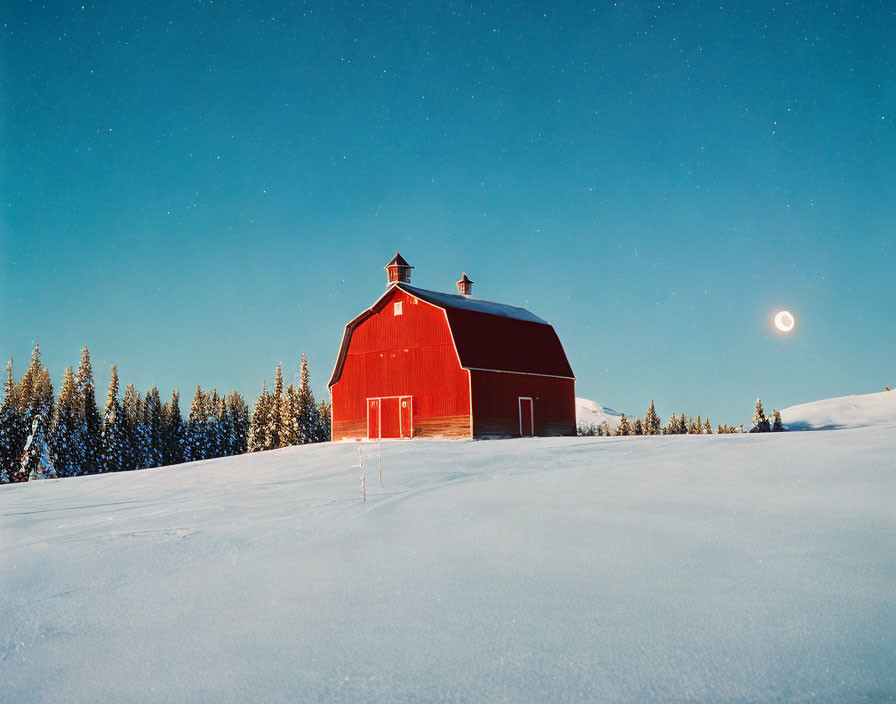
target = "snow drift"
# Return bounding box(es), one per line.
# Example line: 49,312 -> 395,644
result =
2,426 -> 895,702
781,388 -> 896,430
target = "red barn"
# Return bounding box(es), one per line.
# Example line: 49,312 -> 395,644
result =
328,254 -> 576,440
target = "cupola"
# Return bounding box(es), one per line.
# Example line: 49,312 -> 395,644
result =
385,252 -> 413,286
456,272 -> 474,297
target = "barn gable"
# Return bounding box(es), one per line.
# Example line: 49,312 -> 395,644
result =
328,283 -> 574,388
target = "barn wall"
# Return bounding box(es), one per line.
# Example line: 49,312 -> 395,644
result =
470,370 -> 576,437
331,288 -> 471,440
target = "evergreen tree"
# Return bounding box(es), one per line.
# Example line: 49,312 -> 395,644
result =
751,398 -> 770,433
50,366 -> 82,478
664,413 -> 676,435
695,415 -> 702,435
315,399 -> 331,442
143,387 -> 164,467
0,359 -> 26,483
161,389 -> 184,466
16,344 -> 55,481
616,413 -> 630,436
633,417 -> 643,435
249,381 -> 270,452
206,388 -> 222,458
225,391 -> 250,455
703,419 -> 712,434
296,353 -> 317,444
122,383 -> 143,471
75,346 -> 102,474
185,385 -> 209,462
100,366 -> 125,473
598,420 -> 610,437
282,384 -> 300,446
267,365 -> 284,449
771,409 -> 784,432
644,399 -> 660,435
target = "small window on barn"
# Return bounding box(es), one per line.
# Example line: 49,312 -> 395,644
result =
394,301 -> 402,316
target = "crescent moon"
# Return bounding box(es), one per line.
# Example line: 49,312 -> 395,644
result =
774,310 -> 795,332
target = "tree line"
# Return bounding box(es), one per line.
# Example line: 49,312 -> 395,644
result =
0,344 -> 330,484
577,398 -> 785,437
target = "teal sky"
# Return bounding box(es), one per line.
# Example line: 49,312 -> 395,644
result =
2,1 -> 894,424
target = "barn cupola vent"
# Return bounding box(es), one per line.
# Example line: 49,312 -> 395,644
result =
456,272 -> 474,297
385,252 -> 413,286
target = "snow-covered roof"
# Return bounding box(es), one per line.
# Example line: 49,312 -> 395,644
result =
396,283 -> 548,325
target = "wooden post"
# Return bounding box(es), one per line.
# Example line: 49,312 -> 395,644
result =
378,437 -> 383,487
358,446 -> 366,502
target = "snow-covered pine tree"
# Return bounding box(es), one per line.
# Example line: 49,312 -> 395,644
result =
633,417 -> 643,435
15,344 -> 55,482
225,391 -> 250,455
282,384 -> 299,446
771,409 -> 783,432
161,389 -> 184,466
75,346 -> 102,474
205,389 -> 222,458
121,383 -> 143,471
0,359 -> 26,483
28,368 -> 56,480
50,366 -> 81,478
217,393 -> 233,457
143,387 -> 164,467
598,420 -> 610,437
297,353 -> 317,444
315,399 -> 331,442
703,419 -> 712,434
248,381 -> 270,452
100,366 -> 125,473
694,415 -> 702,434
663,413 -> 675,435
616,413 -> 630,436
643,400 -> 660,435
267,365 -> 284,449
751,398 -> 769,433
186,385 -> 208,462
214,391 -> 227,457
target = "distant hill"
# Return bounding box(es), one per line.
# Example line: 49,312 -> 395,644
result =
575,397 -> 622,432
781,388 -> 896,431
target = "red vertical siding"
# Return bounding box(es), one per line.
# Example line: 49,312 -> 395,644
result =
331,288 -> 471,439
470,370 -> 575,437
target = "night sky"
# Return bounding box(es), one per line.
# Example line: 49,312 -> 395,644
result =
2,1 -> 894,424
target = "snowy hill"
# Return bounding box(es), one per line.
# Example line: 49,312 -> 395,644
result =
2,430 -> 895,702
575,396 -> 622,431
781,388 -> 896,430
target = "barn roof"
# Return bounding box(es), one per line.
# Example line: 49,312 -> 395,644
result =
399,284 -> 547,324
328,283 -> 575,387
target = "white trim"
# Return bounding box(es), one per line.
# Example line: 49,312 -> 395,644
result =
468,369 -> 473,438
518,397 -> 534,436
367,395 -> 414,439
465,367 -> 576,380
399,396 -> 413,438
366,397 -> 381,440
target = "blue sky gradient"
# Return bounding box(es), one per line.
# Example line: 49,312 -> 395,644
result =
2,1 -> 894,423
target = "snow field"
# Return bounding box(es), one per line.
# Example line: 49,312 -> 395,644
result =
2,424 -> 896,702
782,388 -> 896,431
